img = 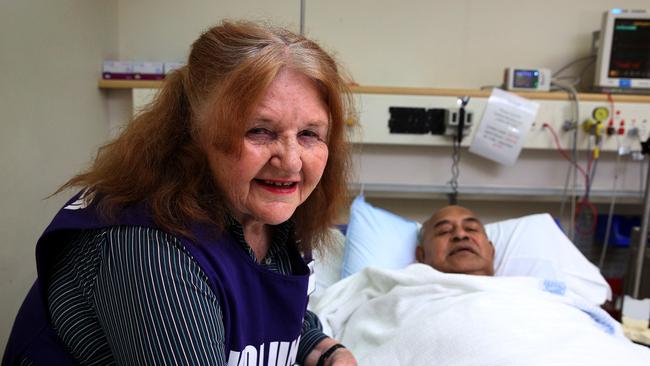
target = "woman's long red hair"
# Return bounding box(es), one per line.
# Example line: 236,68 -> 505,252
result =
58,21 -> 354,249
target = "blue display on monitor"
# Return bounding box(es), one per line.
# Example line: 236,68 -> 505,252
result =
619,79 -> 632,88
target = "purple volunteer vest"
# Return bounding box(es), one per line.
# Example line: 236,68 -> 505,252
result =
3,192 -> 310,366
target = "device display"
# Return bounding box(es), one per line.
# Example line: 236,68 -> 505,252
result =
504,67 -> 551,91
595,9 -> 650,91
608,18 -> 650,79
513,70 -> 541,88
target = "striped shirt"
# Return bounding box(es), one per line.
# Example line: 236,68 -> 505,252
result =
45,221 -> 327,365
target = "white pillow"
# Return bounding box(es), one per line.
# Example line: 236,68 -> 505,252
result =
312,228 -> 346,298
335,195 -> 611,304
340,195 -> 420,278
486,213 -> 611,304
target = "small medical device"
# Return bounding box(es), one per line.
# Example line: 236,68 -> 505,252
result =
594,9 -> 650,92
504,68 -> 551,91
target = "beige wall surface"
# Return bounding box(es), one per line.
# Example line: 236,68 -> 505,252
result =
116,0 -> 301,61
113,0 -> 649,88
307,0 -> 650,88
0,0 -> 118,353
2,0 -> 649,356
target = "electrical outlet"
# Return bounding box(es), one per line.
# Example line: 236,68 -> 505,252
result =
444,108 -> 473,137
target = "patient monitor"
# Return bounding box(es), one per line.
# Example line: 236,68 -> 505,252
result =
594,9 -> 650,92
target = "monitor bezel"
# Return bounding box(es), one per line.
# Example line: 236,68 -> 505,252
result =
594,9 -> 650,91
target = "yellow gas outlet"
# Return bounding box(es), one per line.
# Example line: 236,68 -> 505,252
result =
582,118 -> 598,134
593,107 -> 610,122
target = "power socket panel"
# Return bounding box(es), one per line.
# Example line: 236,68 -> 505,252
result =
350,93 -> 650,152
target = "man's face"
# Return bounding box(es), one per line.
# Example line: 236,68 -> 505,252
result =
416,206 -> 495,276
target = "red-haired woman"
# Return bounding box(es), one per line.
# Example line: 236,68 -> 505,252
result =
4,21 -> 357,366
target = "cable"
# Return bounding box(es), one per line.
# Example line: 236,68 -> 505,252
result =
550,80 -> 581,241
543,123 -> 589,185
544,117 -> 601,238
577,58 -> 597,87
551,81 -> 580,130
586,132 -> 603,200
551,57 -> 597,89
639,156 -> 645,197
553,55 -> 597,78
543,122 -> 597,236
587,150 -> 600,198
448,139 -> 460,205
599,138 -> 623,270
586,136 -> 593,198
556,87 -> 577,235
559,162 -> 573,227
595,95 -> 622,267
570,100 -> 579,242
607,93 -> 615,127
447,96 -> 470,205
574,198 -> 598,236
553,55 -> 597,90
299,0 -> 306,35
576,138 -> 600,238
553,75 -> 582,87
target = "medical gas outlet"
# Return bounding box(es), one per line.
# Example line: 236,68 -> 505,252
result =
582,119 -> 604,137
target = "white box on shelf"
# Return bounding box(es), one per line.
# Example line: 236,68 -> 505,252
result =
102,60 -> 134,80
163,62 -> 185,74
132,62 -> 164,80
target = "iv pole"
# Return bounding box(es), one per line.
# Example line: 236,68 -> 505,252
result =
300,0 -> 306,35
633,157 -> 650,298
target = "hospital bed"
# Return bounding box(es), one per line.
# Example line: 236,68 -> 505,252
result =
308,195 -> 650,365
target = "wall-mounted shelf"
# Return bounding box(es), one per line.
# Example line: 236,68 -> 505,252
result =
351,183 -> 644,204
102,78 -> 650,152
97,79 -> 650,103
99,79 -> 163,89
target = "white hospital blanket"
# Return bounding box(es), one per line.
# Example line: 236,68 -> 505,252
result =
309,264 -> 650,366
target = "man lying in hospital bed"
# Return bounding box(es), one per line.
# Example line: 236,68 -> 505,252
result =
309,196 -> 650,365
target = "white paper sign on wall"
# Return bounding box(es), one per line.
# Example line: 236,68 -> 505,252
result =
469,88 -> 539,165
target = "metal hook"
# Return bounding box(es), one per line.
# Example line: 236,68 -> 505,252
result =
457,96 -> 470,108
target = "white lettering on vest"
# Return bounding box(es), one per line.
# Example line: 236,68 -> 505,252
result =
63,189 -> 95,210
226,336 -> 300,366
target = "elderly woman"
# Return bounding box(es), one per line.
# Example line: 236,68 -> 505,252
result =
4,21 -> 356,366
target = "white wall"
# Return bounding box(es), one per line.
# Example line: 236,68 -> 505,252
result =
0,0 -> 118,353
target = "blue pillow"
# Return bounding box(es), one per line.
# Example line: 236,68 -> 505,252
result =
340,195 -> 420,278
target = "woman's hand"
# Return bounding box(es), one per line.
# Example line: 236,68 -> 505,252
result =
305,338 -> 357,366
324,346 -> 357,366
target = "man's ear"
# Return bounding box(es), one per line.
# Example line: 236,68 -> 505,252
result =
415,246 -> 424,263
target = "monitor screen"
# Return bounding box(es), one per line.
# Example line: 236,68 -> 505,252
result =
608,18 -> 650,79
595,9 -> 650,91
513,69 -> 540,89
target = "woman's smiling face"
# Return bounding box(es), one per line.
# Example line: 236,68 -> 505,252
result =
206,67 -> 330,225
